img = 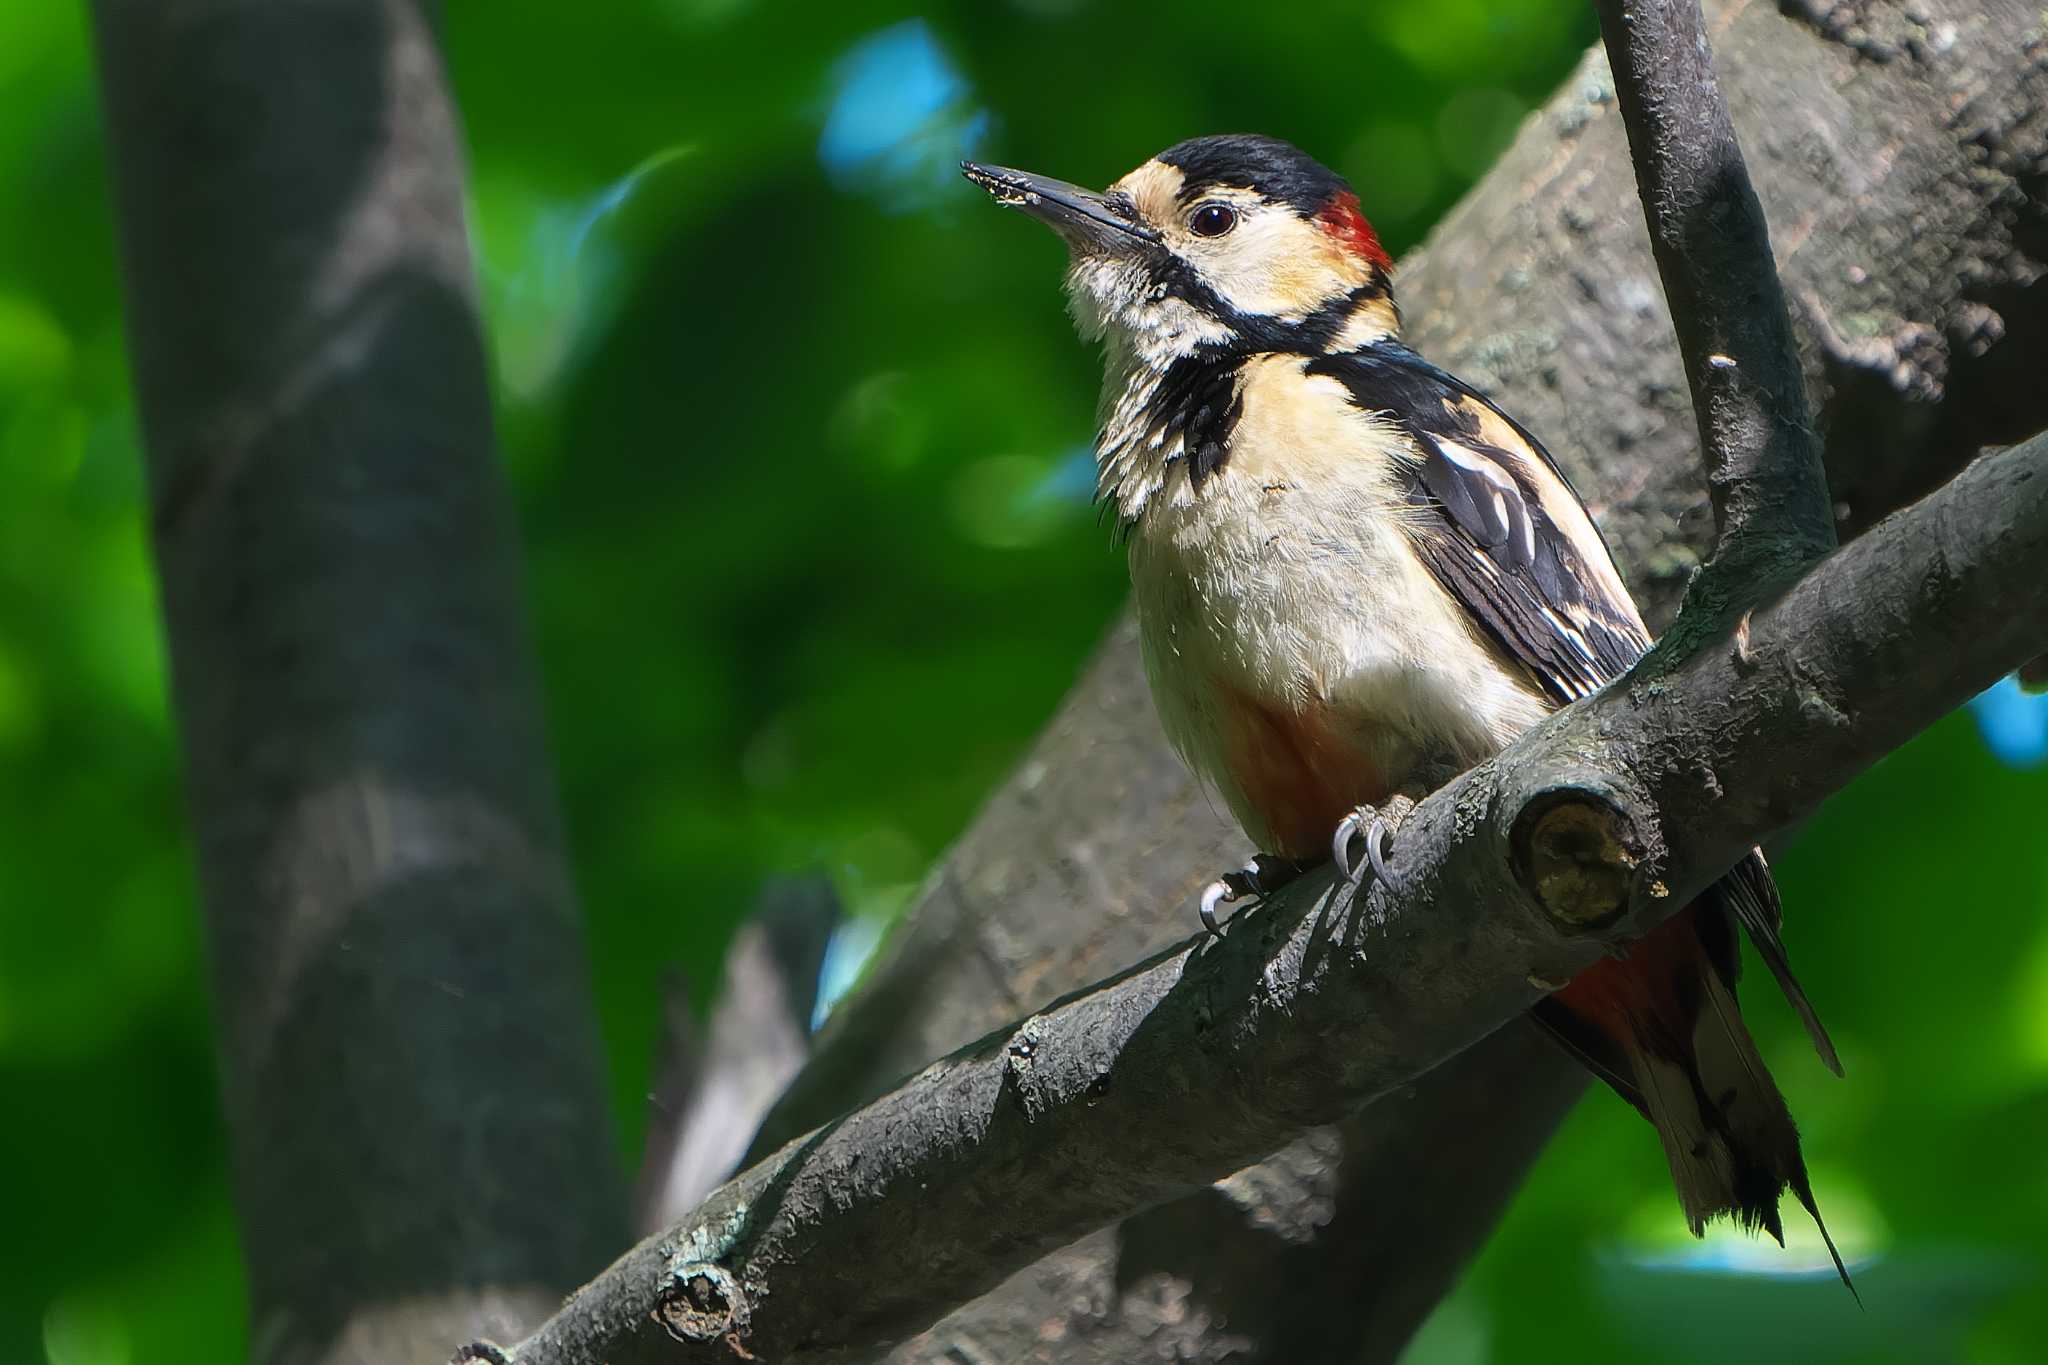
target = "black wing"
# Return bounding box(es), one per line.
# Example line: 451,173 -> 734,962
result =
1309,341 -> 1840,1072
1307,342 -> 1647,704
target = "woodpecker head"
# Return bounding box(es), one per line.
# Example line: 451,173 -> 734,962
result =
964,134 -> 1397,368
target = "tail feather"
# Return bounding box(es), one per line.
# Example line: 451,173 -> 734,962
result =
1788,1169 -> 1861,1304
1537,895 -> 1857,1297
1724,850 -> 1844,1077
1677,956 -> 1801,1239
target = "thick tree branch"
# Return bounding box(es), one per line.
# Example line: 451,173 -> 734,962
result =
1596,0 -> 1837,620
503,431 -> 2047,1364
889,1027 -> 1582,1365
90,2 -> 624,1360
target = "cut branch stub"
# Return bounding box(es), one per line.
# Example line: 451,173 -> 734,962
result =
1511,789 -> 1641,932
657,1261 -> 747,1345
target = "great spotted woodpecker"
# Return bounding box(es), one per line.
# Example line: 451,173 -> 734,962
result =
965,134 -> 1851,1281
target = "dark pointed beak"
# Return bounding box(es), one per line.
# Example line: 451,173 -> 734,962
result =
961,161 -> 1159,253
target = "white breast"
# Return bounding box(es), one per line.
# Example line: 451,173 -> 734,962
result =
1124,355 -> 1550,841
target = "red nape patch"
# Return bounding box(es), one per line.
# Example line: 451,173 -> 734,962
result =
1316,191 -> 1392,275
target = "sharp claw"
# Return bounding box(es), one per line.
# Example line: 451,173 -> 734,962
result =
1202,854 -> 1315,936
1331,811 -> 1362,882
1199,879 -> 1231,937
1366,815 -> 1400,891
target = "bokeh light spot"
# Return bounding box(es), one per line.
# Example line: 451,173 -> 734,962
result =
1617,1167 -> 1887,1279
1343,121 -> 1441,231
949,453 -> 1076,549
1039,446 -> 1100,506
0,291 -> 72,391
473,145 -> 694,402
2009,919 -> 2048,1078
1436,88 -> 1529,180
819,20 -> 991,214
43,1295 -> 131,1365
812,915 -> 887,1031
831,370 -> 932,474
1969,674 -> 2048,768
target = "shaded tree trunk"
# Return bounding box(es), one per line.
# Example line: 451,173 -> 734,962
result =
90,2 -> 625,1361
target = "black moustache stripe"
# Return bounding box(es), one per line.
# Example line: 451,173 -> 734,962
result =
1145,255 -> 1395,357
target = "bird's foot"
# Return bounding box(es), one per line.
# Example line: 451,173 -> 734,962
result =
1197,853 -> 1313,937
1332,796 -> 1416,897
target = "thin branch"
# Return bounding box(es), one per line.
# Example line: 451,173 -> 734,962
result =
1596,0 -> 1837,626
89,1 -> 625,1360
498,432 -> 2048,1365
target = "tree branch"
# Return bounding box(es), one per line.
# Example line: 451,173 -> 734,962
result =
89,2 -> 625,1360
501,430 -> 2047,1364
889,1020 -> 1581,1365
1596,0 -> 1836,622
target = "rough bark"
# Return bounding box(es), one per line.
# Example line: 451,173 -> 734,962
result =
744,0 -> 2048,1360
1596,0 -> 1836,637
504,430 -> 2048,1365
89,3 -> 625,1362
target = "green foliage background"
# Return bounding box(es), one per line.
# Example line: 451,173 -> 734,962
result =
2,2 -> 2043,1363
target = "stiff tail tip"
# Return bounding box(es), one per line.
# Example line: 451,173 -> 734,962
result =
1790,1174 -> 1861,1305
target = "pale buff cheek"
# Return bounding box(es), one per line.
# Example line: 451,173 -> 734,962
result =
1330,295 -> 1400,349
1110,160 -> 1186,224
1104,162 -> 1377,323
1190,214 -> 1373,321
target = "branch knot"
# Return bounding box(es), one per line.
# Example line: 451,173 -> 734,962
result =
1511,790 -> 1641,932
657,1260 -> 748,1346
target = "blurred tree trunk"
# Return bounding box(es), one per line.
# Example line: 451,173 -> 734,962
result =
89,3 -> 625,1363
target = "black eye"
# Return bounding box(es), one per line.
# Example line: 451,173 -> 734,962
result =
1189,202 -> 1237,237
